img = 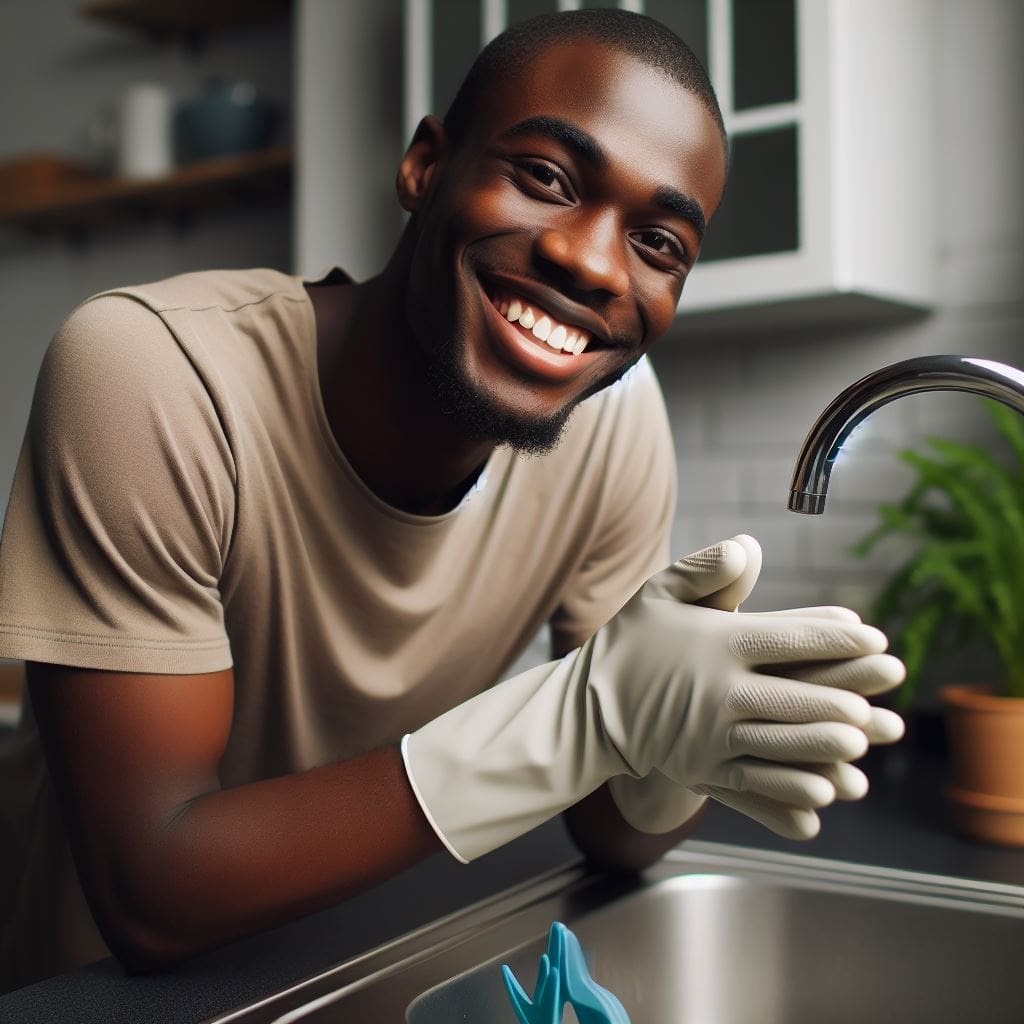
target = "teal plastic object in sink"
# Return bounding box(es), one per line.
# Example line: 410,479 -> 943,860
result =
502,921 -> 631,1024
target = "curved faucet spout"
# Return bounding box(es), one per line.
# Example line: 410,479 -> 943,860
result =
788,355 -> 1024,514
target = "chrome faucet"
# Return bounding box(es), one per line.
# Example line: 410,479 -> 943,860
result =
788,355 -> 1024,514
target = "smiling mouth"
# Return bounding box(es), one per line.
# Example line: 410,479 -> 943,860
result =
484,288 -> 594,357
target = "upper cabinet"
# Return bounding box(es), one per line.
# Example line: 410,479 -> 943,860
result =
405,0 -> 936,330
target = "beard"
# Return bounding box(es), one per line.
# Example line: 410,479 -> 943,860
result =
415,318 -> 637,456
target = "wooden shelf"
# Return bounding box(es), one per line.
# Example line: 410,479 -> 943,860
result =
0,662 -> 24,728
0,145 -> 292,235
79,0 -> 291,36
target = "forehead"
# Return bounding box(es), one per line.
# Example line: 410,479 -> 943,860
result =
469,39 -> 726,208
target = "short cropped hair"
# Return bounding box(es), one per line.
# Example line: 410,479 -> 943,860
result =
443,8 -> 726,155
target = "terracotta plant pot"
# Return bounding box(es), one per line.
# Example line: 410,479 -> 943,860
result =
940,684 -> 1024,846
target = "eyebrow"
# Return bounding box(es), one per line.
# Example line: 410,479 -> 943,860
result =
652,186 -> 706,240
498,115 -> 706,241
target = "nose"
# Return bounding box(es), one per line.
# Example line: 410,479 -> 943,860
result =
534,211 -> 630,298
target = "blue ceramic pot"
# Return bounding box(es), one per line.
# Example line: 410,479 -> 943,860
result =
174,80 -> 278,163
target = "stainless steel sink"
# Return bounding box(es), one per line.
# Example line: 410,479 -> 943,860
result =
207,842 -> 1024,1023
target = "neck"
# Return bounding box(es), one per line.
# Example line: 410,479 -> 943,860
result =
310,255 -> 495,517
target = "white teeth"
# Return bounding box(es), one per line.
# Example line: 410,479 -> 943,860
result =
493,291 -> 592,356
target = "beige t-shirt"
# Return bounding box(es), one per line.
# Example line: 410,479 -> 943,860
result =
0,268 -> 676,990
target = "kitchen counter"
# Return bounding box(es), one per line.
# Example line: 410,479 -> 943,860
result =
3,745 -> 1023,1024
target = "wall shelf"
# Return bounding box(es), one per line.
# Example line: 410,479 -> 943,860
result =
79,0 -> 291,37
0,145 -> 292,236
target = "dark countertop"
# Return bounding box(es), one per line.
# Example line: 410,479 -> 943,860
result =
4,745 -> 1023,1024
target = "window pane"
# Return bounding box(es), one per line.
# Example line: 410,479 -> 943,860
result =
432,0 -> 483,118
699,124 -> 798,262
645,0 -> 708,74
732,0 -> 796,110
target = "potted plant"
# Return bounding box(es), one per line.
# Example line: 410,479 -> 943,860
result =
853,398 -> 1024,846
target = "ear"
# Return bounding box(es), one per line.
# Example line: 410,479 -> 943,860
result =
396,116 -> 448,213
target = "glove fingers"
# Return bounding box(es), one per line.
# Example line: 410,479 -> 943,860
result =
772,653 -> 906,696
753,605 -> 862,623
863,706 -> 906,744
810,761 -> 869,801
696,785 -> 821,841
730,673 -> 872,727
730,619 -> 889,665
657,538 -> 749,604
730,720 -> 869,763
724,758 -> 836,809
696,533 -> 763,611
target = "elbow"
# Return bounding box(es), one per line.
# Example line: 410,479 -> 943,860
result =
111,937 -> 190,977
94,902 -> 200,976
82,864 -> 213,975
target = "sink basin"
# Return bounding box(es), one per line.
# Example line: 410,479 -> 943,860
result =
206,842 -> 1024,1023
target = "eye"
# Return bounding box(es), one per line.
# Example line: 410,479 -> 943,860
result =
630,228 -> 687,268
528,163 -> 558,187
513,160 -> 574,203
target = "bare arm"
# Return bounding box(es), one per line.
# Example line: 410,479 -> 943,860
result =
27,662 -> 441,973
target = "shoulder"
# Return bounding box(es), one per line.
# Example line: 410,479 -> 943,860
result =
112,267 -> 305,316
36,292 -> 228,463
44,267 -> 309,408
44,292 -> 193,403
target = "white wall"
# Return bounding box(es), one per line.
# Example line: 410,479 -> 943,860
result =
294,0 -> 405,279
0,0 -> 294,511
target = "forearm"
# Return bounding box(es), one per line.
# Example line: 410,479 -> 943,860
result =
83,747 -> 440,971
563,781 -> 704,873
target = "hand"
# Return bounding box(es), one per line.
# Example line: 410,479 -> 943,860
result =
608,533 -> 762,834
403,543 -> 902,860
610,535 -> 905,839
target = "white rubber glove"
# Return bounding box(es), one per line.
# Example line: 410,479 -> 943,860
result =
611,536 -> 906,839
402,553 -> 893,862
607,533 -> 761,835
606,532 -> 761,835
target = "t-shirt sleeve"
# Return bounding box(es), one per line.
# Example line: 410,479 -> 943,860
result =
548,358 -> 677,655
0,294 -> 235,673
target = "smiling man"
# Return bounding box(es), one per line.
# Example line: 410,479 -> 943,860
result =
0,9 -> 904,992
392,35 -> 725,456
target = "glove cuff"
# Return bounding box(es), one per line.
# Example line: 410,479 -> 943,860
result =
400,733 -> 470,864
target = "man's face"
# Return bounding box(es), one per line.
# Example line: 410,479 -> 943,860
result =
403,40 -> 727,452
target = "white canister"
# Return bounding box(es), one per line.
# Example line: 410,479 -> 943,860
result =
117,82 -> 173,179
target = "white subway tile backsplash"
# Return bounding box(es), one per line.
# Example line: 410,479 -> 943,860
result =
804,511 -> 918,575
675,456 -> 744,510
817,451 -> 918,509
939,241 -> 1024,310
